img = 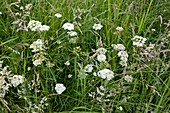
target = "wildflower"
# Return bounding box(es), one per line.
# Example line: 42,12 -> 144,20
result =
55,83 -> 66,94
117,51 -> 128,67
0,12 -> 2,15
27,20 -> 50,31
124,75 -> 133,82
64,61 -> 70,66
39,25 -> 50,31
93,23 -> 103,30
116,26 -> 124,31
67,31 -> 77,36
55,13 -> 62,18
117,51 -> 128,61
132,35 -> 147,47
97,54 -> 106,62
93,72 -> 97,76
0,66 -> 11,76
151,29 -> 156,32
62,22 -> 74,31
30,39 -> 44,52
112,44 -> 125,51
32,52 -> 45,66
97,69 -> 114,81
84,64 -> 93,73
11,75 -> 24,87
119,60 -> 127,67
119,106 -> 123,111
27,20 -> 42,31
68,74 -> 72,78
96,47 -> 107,55
25,3 -> 32,10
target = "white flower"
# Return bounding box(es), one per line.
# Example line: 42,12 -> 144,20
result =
117,51 -> 128,58
64,61 -> 70,66
97,54 -> 106,62
33,59 -> 43,66
11,75 -> 24,87
117,51 -> 128,67
112,44 -> 125,51
55,83 -> 66,94
93,72 -> 97,76
93,23 -> 103,30
25,3 -> 32,10
0,12 -> 2,15
124,75 -> 133,82
116,26 -> 124,31
30,39 -> 44,52
132,35 -> 147,47
151,29 -> 156,32
119,60 -> 127,67
55,13 -> 62,18
68,74 -> 72,78
27,20 -> 42,31
62,22 -> 74,31
84,64 -> 93,73
27,20 -> 50,31
39,25 -> 50,31
97,69 -> 114,81
67,31 -> 77,36
119,106 -> 123,111
96,48 -> 107,55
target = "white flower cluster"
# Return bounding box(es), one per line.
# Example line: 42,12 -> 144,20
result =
62,22 -> 78,37
93,23 -> 103,31
27,20 -> 50,31
124,75 -> 133,82
30,39 -> 46,66
0,63 -> 24,98
55,83 -> 66,94
97,69 -> 114,81
116,26 -> 124,32
132,35 -> 147,47
117,51 -> 128,67
96,47 -> 107,62
55,13 -> 62,18
112,44 -> 125,51
113,44 -> 128,67
84,64 -> 93,73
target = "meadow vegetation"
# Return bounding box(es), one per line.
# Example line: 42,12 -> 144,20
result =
0,0 -> 170,112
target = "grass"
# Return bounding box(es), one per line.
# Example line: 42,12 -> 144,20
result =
0,0 -> 170,113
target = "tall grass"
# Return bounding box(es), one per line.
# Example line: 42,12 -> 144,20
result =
0,0 -> 169,112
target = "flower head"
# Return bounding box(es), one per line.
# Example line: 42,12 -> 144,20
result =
124,75 -> 133,82
97,54 -> 106,62
11,75 -> 24,87
55,13 -> 62,18
30,39 -> 44,52
27,20 -> 50,31
93,23 -> 103,30
132,35 -> 147,47
55,83 -> 66,94
67,31 -> 77,36
112,44 -> 125,51
116,26 -> 124,31
84,64 -> 93,73
62,22 -> 74,31
97,69 -> 114,81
